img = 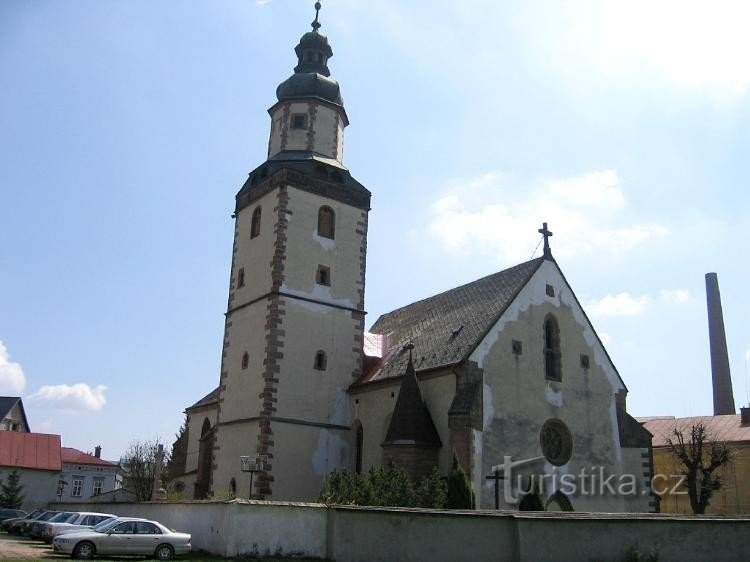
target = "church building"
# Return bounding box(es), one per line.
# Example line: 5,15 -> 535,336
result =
175,3 -> 655,513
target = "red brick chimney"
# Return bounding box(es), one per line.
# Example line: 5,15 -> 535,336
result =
705,273 -> 735,415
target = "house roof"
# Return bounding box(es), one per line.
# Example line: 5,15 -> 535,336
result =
358,258 -> 545,385
61,447 -> 118,467
186,387 -> 220,411
639,415 -> 750,447
0,396 -> 30,431
0,432 -> 61,471
382,354 -> 442,449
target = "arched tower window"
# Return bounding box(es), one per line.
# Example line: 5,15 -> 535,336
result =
544,315 -> 562,381
355,422 -> 364,474
251,207 -> 262,239
241,352 -> 249,370
237,268 -> 245,288
317,206 -> 335,239
314,350 -> 327,371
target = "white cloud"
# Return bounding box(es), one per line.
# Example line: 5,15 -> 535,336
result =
559,0 -> 750,98
423,169 -> 667,264
660,289 -> 690,303
599,332 -> 612,345
585,292 -> 651,318
0,341 -> 26,394
28,383 -> 107,413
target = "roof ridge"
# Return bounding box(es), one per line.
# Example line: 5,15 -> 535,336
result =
373,257 -> 545,325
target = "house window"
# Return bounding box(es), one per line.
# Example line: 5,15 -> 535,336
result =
317,206 -> 335,239
314,350 -> 327,371
580,354 -> 590,369
241,352 -> 249,370
93,479 -> 103,496
291,114 -> 307,129
72,478 -> 83,497
512,340 -> 523,355
251,206 -> 262,239
237,268 -> 245,288
544,315 -> 562,382
316,265 -> 331,286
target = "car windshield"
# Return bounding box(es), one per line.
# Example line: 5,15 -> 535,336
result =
92,518 -> 122,533
39,512 -> 59,521
49,512 -> 76,523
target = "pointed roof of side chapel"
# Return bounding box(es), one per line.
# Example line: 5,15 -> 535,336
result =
382,349 -> 442,448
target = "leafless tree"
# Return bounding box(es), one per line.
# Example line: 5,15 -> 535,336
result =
121,439 -> 169,502
666,422 -> 733,514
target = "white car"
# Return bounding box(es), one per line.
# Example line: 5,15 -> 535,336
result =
53,517 -> 191,560
40,512 -> 115,542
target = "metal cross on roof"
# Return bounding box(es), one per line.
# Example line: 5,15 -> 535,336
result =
312,1 -> 322,32
538,222 -> 553,258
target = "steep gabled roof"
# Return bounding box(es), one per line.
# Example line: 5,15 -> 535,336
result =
0,396 -> 30,431
382,355 -> 442,448
0,432 -> 61,471
359,258 -> 544,384
186,387 -> 220,412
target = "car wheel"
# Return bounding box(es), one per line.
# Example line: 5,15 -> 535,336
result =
73,541 -> 96,560
155,544 -> 175,560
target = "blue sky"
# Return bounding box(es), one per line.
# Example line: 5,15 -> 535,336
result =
1,0 -> 748,460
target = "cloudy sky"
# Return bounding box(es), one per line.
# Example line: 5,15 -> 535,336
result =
1,0 -> 748,459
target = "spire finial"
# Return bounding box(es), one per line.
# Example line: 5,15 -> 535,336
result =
312,1 -> 322,32
538,222 -> 553,258
403,341 -> 415,363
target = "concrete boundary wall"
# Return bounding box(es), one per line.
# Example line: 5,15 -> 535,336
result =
55,500 -> 750,562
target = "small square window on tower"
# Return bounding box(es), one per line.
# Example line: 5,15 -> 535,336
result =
291,114 -> 307,130
546,284 -> 555,297
316,265 -> 331,286
580,354 -> 590,369
512,340 -> 523,355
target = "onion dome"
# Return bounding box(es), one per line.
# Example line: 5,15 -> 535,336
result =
276,2 -> 343,107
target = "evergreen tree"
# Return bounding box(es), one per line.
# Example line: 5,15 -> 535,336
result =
165,417 -> 189,482
446,452 -> 475,509
0,469 -> 25,509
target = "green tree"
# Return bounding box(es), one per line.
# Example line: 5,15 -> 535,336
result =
369,466 -> 415,507
0,469 -> 25,509
446,452 -> 475,509
414,467 -> 448,509
165,417 -> 188,482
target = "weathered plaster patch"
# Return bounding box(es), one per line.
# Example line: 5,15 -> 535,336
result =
312,231 -> 335,251
312,429 -> 349,476
545,384 -> 564,407
328,389 -> 351,426
482,384 -> 495,431
281,283 -> 356,311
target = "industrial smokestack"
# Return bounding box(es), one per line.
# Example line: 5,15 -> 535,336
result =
705,272 -> 735,416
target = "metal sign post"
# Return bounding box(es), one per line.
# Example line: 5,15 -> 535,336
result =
240,454 -> 267,500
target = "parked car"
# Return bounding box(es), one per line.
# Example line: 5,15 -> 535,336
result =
1,508 -> 44,533
29,511 -> 79,539
0,508 -> 26,523
41,512 -> 115,542
53,517 -> 191,560
11,510 -> 59,535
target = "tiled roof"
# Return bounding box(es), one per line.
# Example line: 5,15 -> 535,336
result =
383,355 -> 442,448
61,447 -> 118,467
187,387 -> 220,411
0,432 -> 61,471
360,258 -> 544,384
640,415 -> 750,447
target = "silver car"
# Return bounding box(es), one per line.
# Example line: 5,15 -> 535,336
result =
52,517 -> 191,560
41,512 -> 115,542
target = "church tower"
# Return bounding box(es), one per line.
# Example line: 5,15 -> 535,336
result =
211,2 -> 371,501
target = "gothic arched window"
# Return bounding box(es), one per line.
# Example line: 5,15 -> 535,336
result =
355,422 -> 364,474
544,315 -> 562,381
237,268 -> 245,288
241,352 -> 249,370
314,350 -> 327,371
317,206 -> 335,239
251,206 -> 262,239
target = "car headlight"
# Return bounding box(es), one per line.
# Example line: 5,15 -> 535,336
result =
56,538 -> 69,544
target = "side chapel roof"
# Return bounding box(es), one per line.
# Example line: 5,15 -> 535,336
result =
358,258 -> 545,385
186,387 -> 220,412
382,352 -> 442,448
